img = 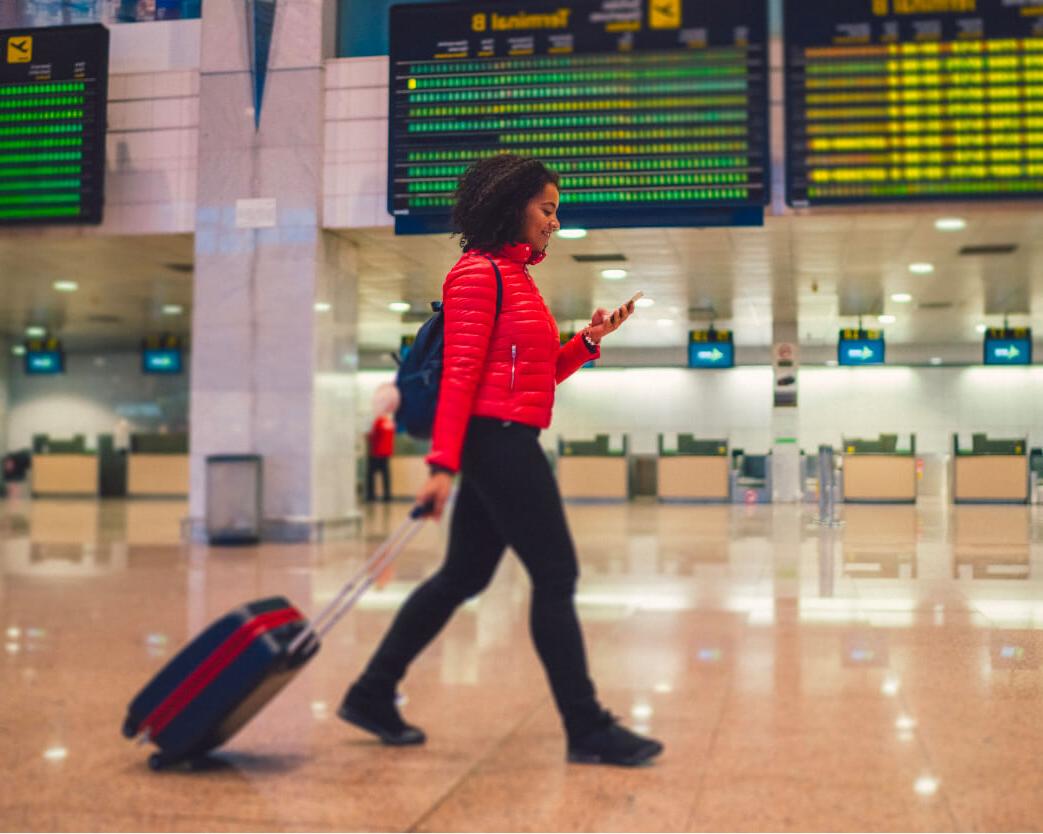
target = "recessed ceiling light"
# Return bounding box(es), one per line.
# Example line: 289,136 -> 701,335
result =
53,280 -> 78,292
11,345 -> 26,356
930,357 -> 943,365
976,324 -> 987,334
388,301 -> 411,313
314,302 -> 332,313
635,297 -> 654,308
556,229 -> 587,239
909,262 -> 935,275
601,268 -> 627,280
25,326 -> 45,338
162,304 -> 183,315
878,314 -> 897,324
935,217 -> 966,232
891,293 -> 913,303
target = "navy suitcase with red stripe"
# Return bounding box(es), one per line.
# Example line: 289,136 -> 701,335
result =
122,507 -> 429,770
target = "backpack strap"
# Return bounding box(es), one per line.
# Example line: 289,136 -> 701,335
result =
482,255 -> 504,318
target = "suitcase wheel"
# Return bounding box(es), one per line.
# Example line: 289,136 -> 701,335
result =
148,752 -> 172,771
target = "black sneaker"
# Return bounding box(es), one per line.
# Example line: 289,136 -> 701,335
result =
567,715 -> 663,767
337,684 -> 426,746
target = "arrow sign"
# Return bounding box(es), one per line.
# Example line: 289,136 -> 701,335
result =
698,348 -> 725,362
849,346 -> 874,360
996,345 -> 1020,359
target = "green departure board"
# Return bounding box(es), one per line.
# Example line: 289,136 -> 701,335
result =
786,0 -> 1043,206
389,0 -> 769,233
0,24 -> 108,225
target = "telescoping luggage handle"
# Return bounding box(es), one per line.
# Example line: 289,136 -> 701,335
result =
288,502 -> 434,656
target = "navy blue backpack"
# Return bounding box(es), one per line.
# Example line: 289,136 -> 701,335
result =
395,257 -> 503,439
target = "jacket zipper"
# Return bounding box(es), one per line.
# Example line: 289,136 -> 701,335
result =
510,344 -> 517,392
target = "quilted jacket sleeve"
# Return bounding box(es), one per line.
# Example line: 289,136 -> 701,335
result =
425,259 -> 499,474
555,332 -> 600,385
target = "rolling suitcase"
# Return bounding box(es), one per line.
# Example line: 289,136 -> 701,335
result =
122,504 -> 430,770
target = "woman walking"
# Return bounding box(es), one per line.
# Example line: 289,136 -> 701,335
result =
340,154 -> 663,767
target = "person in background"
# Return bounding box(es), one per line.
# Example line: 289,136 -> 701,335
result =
366,409 -> 396,502
339,154 -> 663,768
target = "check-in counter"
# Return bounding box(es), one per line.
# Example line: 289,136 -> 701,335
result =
128,433 -> 189,497
657,435 -> 730,503
557,435 -> 628,501
30,434 -> 98,497
387,435 -> 432,501
841,434 -> 917,504
32,454 -> 99,496
952,434 -> 1029,504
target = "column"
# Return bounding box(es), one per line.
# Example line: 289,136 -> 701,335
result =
186,0 -> 359,541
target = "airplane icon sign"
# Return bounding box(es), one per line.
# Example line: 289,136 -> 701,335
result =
7,36 -> 32,63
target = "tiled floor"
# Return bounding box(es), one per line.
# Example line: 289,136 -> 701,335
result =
2,495 -> 1043,832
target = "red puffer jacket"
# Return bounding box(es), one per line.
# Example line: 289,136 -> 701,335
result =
426,243 -> 600,474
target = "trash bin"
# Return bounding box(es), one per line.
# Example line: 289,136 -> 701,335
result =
205,455 -> 262,545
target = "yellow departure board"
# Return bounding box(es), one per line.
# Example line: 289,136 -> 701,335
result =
785,0 -> 1043,206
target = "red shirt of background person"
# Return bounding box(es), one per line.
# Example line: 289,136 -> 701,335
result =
369,415 -> 395,459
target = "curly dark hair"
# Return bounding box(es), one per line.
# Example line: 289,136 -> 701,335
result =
452,154 -> 560,252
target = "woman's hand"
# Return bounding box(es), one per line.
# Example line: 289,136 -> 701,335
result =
416,472 -> 454,520
585,298 -> 636,345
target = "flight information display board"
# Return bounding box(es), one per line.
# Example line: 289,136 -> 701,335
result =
389,0 -> 770,234
785,0 -> 1043,207
0,24 -> 108,225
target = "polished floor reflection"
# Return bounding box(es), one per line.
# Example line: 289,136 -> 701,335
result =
3,496 -> 1043,832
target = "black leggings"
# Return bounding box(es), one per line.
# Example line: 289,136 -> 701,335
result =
355,417 -> 603,740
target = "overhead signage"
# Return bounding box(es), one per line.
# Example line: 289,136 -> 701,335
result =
142,334 -> 184,375
785,0 -> 1043,207
0,24 -> 108,225
838,328 -> 886,365
689,328 -> 734,368
389,0 -> 770,234
984,327 -> 1032,365
24,336 -> 64,375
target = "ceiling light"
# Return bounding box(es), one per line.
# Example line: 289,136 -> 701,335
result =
930,357 -> 943,365
25,326 -> 45,338
53,280 -> 78,292
635,297 -> 655,308
908,262 -> 934,275
388,302 -> 411,313
162,304 -> 183,315
935,217 -> 966,232
975,324 -> 987,334
601,268 -> 628,280
878,314 -> 897,324
891,293 -> 913,303
314,302 -> 332,313
11,345 -> 26,356
556,229 -> 587,239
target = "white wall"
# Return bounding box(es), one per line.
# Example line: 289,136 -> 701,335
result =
6,353 -> 189,452
357,365 -> 1043,457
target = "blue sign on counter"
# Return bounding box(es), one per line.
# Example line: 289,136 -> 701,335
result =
143,348 -> 182,374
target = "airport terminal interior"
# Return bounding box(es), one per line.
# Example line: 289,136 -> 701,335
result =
3,0 -> 1043,831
